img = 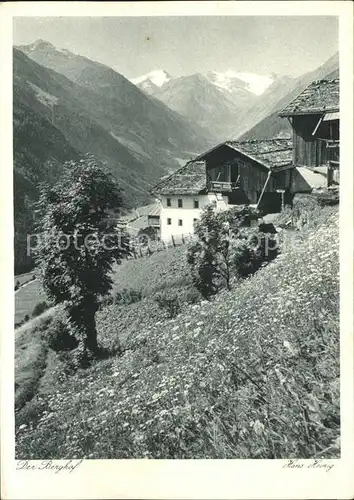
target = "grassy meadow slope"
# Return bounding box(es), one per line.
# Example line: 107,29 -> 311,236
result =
15,202 -> 339,459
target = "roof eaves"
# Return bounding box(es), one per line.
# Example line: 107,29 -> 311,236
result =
194,141 -> 229,161
150,162 -> 192,195
278,79 -> 340,117
279,106 -> 339,117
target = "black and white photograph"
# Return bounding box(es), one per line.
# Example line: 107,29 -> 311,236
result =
1,1 -> 353,499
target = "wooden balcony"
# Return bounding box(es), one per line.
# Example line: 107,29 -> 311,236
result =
208,180 -> 241,193
317,139 -> 340,167
326,140 -> 340,167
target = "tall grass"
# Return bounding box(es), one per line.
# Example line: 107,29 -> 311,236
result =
15,206 -> 339,459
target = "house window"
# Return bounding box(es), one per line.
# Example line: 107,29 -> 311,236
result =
167,218 -> 172,225
194,199 -> 199,209
166,198 -> 171,207
178,219 -> 183,226
178,198 -> 183,208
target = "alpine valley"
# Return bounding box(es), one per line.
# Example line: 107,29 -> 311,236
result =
14,40 -> 338,272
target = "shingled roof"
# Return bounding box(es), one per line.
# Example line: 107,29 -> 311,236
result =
151,160 -> 207,196
225,138 -> 293,171
278,79 -> 339,117
121,202 -> 161,223
152,138 -> 293,196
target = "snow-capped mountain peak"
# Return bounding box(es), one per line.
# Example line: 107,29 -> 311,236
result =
207,71 -> 274,96
132,70 -> 172,88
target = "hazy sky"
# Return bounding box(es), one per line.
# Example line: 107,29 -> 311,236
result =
13,16 -> 338,79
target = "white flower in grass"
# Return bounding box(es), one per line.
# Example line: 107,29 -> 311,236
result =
283,340 -> 298,356
253,420 -> 265,436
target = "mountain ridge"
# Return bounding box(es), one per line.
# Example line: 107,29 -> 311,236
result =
16,40 -> 213,161
239,51 -> 339,140
13,43 -> 213,272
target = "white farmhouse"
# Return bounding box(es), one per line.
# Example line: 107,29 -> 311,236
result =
152,160 -> 228,244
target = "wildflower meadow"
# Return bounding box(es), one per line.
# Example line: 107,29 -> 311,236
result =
15,204 -> 339,459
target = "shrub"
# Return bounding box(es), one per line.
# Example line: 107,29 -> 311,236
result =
185,288 -> 202,305
315,190 -> 339,207
230,230 -> 278,278
138,225 -> 159,242
155,292 -> 181,319
187,205 -> 271,298
187,241 -> 217,299
16,397 -> 49,429
41,310 -> 78,352
32,301 -> 49,318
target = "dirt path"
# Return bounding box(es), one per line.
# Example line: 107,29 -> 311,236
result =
15,305 -> 58,336
15,278 -> 38,294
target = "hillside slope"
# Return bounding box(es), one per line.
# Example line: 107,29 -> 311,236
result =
17,40 -> 213,166
14,47 -> 159,272
239,52 -> 339,140
16,204 -> 339,459
13,94 -> 81,273
14,48 -> 162,201
13,45 -> 213,272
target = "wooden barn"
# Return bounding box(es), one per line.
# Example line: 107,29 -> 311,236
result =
195,138 -> 294,212
279,79 -> 339,186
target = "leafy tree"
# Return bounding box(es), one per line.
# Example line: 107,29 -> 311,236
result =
187,204 -> 270,298
138,225 -> 158,242
187,205 -> 231,298
34,155 -> 129,355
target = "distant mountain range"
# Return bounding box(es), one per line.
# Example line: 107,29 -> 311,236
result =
13,39 -> 339,273
132,69 -> 173,93
141,73 -> 252,141
132,69 -> 275,140
17,40 -> 212,172
131,55 -> 338,142
133,69 -> 274,97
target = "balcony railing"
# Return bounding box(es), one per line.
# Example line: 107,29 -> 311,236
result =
317,138 -> 340,167
326,139 -> 340,167
208,177 -> 241,193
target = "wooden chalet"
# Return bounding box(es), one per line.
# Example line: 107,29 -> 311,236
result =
195,138 -> 294,212
279,79 -> 339,185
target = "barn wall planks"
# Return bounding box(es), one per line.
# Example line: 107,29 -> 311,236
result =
292,115 -> 339,167
205,149 -> 292,207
